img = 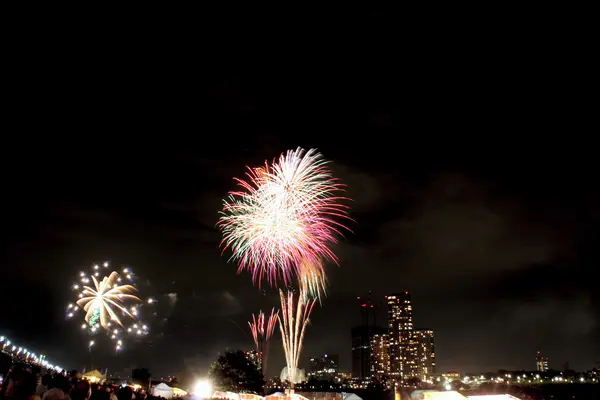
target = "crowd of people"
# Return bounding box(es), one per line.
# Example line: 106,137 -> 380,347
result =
0,363 -> 161,400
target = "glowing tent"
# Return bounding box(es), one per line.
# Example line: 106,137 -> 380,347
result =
152,383 -> 174,399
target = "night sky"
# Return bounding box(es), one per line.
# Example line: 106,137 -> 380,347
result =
2,16 -> 598,380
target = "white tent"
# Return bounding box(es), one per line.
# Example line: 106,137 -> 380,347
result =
416,392 -> 466,400
152,383 -> 174,399
289,394 -> 309,400
342,394 -> 362,400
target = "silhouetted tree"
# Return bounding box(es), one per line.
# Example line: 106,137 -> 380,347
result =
132,368 -> 151,389
209,350 -> 264,393
405,377 -> 421,387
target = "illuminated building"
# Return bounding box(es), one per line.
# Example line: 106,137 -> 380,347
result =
387,292 -> 418,381
536,351 -> 548,372
308,354 -> 339,381
414,329 -> 435,381
245,349 -> 263,370
370,332 -> 390,379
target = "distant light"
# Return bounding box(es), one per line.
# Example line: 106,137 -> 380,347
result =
94,265 -> 99,270
103,262 -> 109,267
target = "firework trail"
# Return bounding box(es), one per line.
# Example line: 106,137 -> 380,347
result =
298,258 -> 327,302
218,148 -> 351,288
248,308 -> 279,373
66,262 -> 152,352
278,289 -> 316,389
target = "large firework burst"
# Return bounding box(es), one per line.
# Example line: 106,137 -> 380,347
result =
77,271 -> 139,328
248,308 -> 279,373
218,148 -> 351,287
66,262 -> 152,351
278,289 -> 316,389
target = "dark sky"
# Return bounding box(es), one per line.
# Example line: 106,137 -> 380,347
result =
1,11 -> 598,379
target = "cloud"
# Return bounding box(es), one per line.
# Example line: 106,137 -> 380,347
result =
373,173 -> 562,280
331,163 -> 386,212
508,297 -> 596,338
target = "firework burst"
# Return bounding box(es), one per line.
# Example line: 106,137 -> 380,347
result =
248,308 -> 279,373
66,262 -> 152,352
278,289 -> 316,389
218,148 -> 351,287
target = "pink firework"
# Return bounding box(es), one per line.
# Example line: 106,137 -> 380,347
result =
248,308 -> 279,373
218,148 -> 351,287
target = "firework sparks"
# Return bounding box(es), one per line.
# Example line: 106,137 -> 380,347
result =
67,262 -> 152,351
218,148 -> 351,287
298,258 -> 327,302
77,271 -> 139,328
248,308 -> 279,373
278,289 -> 316,389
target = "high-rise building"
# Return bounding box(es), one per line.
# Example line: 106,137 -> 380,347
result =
536,351 -> 549,372
414,329 -> 435,382
370,332 -> 390,380
352,326 -> 387,379
308,354 -> 339,381
387,292 -> 418,381
351,326 -> 372,379
351,291 -> 379,380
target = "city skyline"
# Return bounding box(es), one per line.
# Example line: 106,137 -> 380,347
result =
2,64 -> 598,377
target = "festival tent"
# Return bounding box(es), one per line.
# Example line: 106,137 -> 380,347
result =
224,392 -> 241,400
414,392 -> 467,400
265,393 -> 285,400
239,394 -> 264,400
171,387 -> 188,397
152,383 -> 174,399
82,370 -> 105,384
